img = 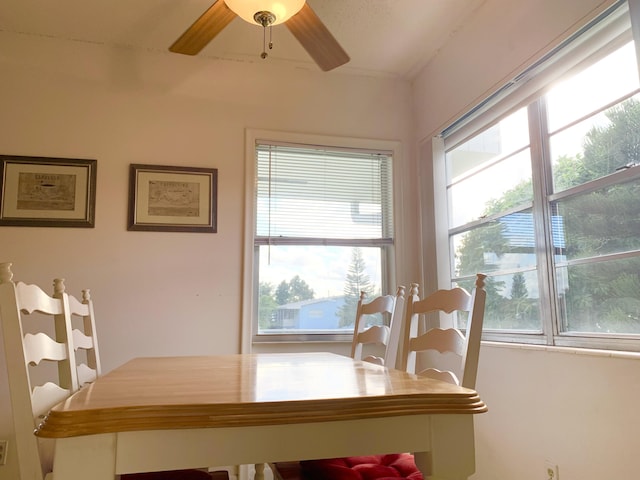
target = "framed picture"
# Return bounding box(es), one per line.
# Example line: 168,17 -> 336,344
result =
0,155 -> 97,228
128,164 -> 218,233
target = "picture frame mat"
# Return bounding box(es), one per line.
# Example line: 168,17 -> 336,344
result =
2,161 -> 90,220
134,170 -> 213,227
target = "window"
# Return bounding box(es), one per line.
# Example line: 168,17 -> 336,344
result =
439,2 -> 640,350
246,133 -> 396,342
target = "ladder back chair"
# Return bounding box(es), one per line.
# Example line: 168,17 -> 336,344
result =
401,273 -> 487,389
0,263 -> 224,480
0,263 -> 77,480
350,285 -> 405,367
270,274 -> 487,480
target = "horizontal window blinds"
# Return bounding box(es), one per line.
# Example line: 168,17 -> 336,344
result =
255,143 -> 393,244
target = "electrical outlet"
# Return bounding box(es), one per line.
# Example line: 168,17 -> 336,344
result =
545,461 -> 559,480
0,440 -> 7,465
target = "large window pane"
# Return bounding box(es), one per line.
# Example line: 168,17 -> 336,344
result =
457,271 -> 540,332
549,95 -> 640,192
257,245 -> 383,334
546,41 -> 640,132
452,210 -> 538,278
552,179 -> 640,261
448,149 -> 533,227
556,256 -> 640,334
447,108 -> 532,227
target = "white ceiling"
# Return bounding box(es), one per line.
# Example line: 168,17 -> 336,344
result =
0,0 -> 486,79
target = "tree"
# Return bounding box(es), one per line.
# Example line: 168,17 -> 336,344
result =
287,275 -> 315,303
338,248 -> 374,328
510,272 -> 528,300
275,275 -> 314,305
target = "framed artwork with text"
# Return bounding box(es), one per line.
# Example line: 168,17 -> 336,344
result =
127,164 -> 218,233
0,155 -> 97,228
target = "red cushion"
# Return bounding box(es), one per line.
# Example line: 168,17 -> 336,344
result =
301,453 -> 422,480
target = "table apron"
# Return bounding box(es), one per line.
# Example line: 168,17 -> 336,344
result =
52,414 -> 476,480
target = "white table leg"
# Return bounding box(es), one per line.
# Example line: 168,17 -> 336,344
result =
52,434 -> 117,480
424,415 -> 476,480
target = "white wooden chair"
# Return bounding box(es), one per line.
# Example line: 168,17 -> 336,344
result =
269,274 -> 487,480
350,285 -> 405,367
0,262 -> 78,480
0,263 -> 225,480
401,273 -> 487,389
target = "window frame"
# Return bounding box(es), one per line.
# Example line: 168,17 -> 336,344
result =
242,129 -> 402,351
433,0 -> 640,352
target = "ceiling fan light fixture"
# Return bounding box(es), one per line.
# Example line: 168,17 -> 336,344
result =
224,0 -> 305,26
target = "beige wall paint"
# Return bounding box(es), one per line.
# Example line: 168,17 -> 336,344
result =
411,0 -> 640,479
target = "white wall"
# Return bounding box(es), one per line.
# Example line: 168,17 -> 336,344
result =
0,30 -> 416,479
475,345 -> 640,480
2,1 -> 640,479
412,0 -> 640,479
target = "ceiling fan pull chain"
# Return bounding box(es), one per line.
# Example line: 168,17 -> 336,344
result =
261,25 -> 268,59
253,10 -> 276,60
269,25 -> 273,51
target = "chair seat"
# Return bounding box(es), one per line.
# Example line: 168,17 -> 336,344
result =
297,454 -> 422,480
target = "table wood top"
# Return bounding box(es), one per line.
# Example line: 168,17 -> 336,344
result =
36,352 -> 486,438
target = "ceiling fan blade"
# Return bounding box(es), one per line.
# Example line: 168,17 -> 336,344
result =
169,0 -> 237,55
286,3 -> 350,72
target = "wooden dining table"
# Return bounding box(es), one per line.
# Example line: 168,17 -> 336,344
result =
36,352 -> 487,480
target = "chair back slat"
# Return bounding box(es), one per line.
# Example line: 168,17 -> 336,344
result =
418,368 -> 460,385
77,362 -> 98,386
24,332 -> 69,365
408,327 -> 465,355
72,328 -> 94,350
15,281 -> 64,315
31,382 -> 72,419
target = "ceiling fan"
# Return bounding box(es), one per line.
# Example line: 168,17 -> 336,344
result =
169,0 -> 350,72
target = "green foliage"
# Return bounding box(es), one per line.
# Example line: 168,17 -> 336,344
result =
275,275 -> 315,305
510,272 -> 528,299
258,282 -> 278,329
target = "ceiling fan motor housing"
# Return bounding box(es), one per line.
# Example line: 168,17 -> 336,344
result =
254,11 -> 276,27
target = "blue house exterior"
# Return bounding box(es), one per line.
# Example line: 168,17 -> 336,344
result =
272,296 -> 346,331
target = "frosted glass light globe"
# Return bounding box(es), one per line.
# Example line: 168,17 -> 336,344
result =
225,0 -> 306,26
